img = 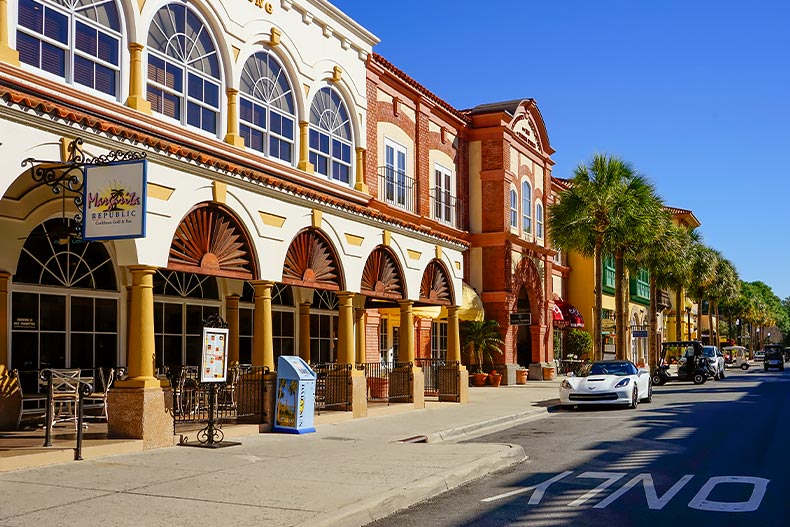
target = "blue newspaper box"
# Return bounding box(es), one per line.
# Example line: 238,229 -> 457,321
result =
273,356 -> 316,434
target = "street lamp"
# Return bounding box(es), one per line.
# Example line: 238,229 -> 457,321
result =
685,307 -> 692,340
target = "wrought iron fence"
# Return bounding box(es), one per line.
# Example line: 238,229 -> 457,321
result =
361,361 -> 413,403
165,365 -> 268,432
313,363 -> 352,413
555,359 -> 586,376
437,361 -> 461,402
414,357 -> 445,398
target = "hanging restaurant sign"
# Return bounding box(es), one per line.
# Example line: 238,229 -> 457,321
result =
22,138 -> 147,242
83,159 -> 147,240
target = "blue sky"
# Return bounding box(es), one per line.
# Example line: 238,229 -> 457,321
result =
332,0 -> 790,299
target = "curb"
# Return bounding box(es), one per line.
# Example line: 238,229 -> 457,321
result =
426,404 -> 558,443
302,443 -> 527,527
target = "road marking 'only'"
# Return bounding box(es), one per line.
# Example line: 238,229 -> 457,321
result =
482,472 -> 769,512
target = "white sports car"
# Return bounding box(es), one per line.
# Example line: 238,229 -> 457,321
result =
560,360 -> 652,408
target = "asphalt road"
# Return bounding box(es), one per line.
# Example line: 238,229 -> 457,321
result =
366,365 -> 790,527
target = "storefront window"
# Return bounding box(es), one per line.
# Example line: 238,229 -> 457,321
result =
12,219 -> 119,377
153,270 -> 220,368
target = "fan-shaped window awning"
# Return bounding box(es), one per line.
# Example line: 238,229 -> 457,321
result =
361,247 -> 404,300
282,229 -> 343,290
419,260 -> 453,305
168,205 -> 257,280
553,298 -> 584,328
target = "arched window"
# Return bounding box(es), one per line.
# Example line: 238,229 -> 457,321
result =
147,3 -> 220,134
536,201 -> 544,239
12,218 -> 119,377
509,189 -> 518,228
153,270 -> 220,367
239,51 -> 296,163
309,87 -> 352,184
521,181 -> 532,234
17,0 -> 122,97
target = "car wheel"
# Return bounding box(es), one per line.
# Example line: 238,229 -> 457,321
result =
693,373 -> 706,385
742,363 -> 749,370
630,387 -> 639,409
651,373 -> 664,386
641,382 -> 653,403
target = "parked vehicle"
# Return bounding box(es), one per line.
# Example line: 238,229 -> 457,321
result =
754,349 -> 765,361
763,345 -> 785,371
560,360 -> 652,408
722,345 -> 750,370
702,345 -> 726,379
652,341 -> 711,385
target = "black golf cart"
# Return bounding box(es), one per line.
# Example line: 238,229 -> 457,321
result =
652,341 -> 713,385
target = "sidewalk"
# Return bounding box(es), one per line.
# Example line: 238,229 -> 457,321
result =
0,379 -> 561,527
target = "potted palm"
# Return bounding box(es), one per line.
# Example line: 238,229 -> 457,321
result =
461,320 -> 504,386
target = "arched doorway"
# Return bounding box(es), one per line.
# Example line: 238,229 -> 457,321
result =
515,286 -> 532,366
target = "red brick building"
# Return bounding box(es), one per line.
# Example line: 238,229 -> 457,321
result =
466,100 -> 556,381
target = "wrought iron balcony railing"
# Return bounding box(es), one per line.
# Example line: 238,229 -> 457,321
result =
377,166 -> 417,214
429,188 -> 463,229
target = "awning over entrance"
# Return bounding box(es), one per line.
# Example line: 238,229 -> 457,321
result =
377,282 -> 485,321
552,298 -> 584,328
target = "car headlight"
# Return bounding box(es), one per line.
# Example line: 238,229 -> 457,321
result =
614,378 -> 631,388
561,379 -> 572,389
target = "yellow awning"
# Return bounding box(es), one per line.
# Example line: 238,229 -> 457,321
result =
377,282 -> 484,321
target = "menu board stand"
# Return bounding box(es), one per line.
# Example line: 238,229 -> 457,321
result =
181,314 -> 240,449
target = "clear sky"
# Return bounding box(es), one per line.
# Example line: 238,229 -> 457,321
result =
331,0 -> 790,299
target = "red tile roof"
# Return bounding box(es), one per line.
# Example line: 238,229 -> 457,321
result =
0,81 -> 468,248
370,53 -> 469,124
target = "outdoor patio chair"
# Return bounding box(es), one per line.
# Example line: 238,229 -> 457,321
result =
44,368 -> 83,428
84,368 -> 114,421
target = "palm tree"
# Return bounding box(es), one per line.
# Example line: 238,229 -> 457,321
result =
549,154 -> 661,360
627,211 -> 686,370
460,320 -> 504,373
608,178 -> 664,359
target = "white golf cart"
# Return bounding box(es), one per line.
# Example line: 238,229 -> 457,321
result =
722,345 -> 750,370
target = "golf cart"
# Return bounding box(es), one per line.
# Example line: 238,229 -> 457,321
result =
652,341 -> 712,386
722,345 -> 750,370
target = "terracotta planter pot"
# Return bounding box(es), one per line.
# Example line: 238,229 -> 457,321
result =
471,373 -> 488,387
488,372 -> 502,387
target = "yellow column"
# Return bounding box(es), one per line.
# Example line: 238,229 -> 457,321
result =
125,43 -> 152,114
399,300 -> 415,363
299,302 -> 311,363
354,147 -> 368,193
447,306 -> 461,363
0,0 -> 18,65
117,266 -> 158,388
224,88 -> 245,147
355,307 -> 366,365
226,295 -> 240,366
297,121 -> 314,173
0,272 -> 9,367
337,292 -> 354,364
252,281 -> 275,371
